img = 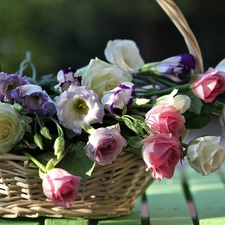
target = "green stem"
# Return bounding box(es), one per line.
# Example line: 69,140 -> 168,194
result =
24,151 -> 46,173
182,143 -> 188,148
130,103 -> 153,109
136,83 -> 190,96
49,116 -> 64,137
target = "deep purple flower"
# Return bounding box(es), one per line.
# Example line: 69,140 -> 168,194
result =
55,66 -> 81,92
101,82 -> 135,114
55,85 -> 104,134
11,84 -> 56,116
141,53 -> 195,82
0,72 -> 29,101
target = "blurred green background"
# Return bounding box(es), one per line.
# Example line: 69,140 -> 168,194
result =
0,0 -> 225,78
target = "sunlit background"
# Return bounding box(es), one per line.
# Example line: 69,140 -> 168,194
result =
1,0 -> 225,78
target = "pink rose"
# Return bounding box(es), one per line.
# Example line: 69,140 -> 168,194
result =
142,133 -> 182,181
190,67 -> 225,103
86,125 -> 127,165
145,104 -> 185,138
42,168 -> 81,208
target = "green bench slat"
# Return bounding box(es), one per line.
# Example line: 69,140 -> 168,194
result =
44,218 -> 89,225
0,219 -> 41,225
97,196 -> 142,225
145,171 -> 194,225
185,167 -> 225,225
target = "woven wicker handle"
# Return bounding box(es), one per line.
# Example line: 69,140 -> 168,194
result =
156,0 -> 204,74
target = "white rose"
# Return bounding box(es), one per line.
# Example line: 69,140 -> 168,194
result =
80,58 -> 132,97
155,89 -> 191,114
187,136 -> 225,175
0,103 -> 25,153
104,39 -> 144,72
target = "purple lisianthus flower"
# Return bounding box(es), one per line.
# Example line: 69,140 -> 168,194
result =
55,85 -> 104,134
141,53 -> 195,82
11,84 -> 56,116
101,82 -> 135,114
0,72 -> 29,101
54,66 -> 82,92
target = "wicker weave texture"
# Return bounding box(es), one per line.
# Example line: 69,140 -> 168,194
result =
0,152 -> 153,219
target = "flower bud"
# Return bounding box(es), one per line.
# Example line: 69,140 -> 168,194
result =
40,127 -> 52,140
141,53 -> 195,82
46,159 -> 55,172
13,103 -> 23,112
33,133 -> 44,150
133,98 -> 150,106
54,136 -> 65,160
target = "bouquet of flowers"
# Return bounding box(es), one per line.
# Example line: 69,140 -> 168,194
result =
0,0 -> 225,216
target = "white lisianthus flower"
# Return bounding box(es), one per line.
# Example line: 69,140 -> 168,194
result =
104,39 -> 144,72
0,102 -> 25,153
187,136 -> 225,175
55,85 -> 104,134
80,58 -> 132,97
154,89 -> 191,114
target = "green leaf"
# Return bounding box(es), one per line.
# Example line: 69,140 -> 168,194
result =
188,94 -> 203,114
185,113 -> 211,129
122,116 -> 138,134
127,136 -> 143,149
56,141 -> 95,180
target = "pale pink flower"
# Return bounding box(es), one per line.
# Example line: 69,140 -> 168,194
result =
86,124 -> 127,165
142,133 -> 182,181
190,67 -> 225,103
42,168 -> 81,208
145,104 -> 185,138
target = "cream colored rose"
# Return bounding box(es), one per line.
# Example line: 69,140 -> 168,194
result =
104,39 -> 144,72
154,89 -> 190,114
187,136 -> 225,175
0,103 -> 25,153
80,58 -> 132,97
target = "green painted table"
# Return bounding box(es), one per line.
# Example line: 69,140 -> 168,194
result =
1,166 -> 225,225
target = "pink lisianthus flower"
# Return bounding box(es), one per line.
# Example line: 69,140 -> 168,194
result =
142,133 -> 183,181
55,85 -> 104,134
42,168 -> 81,208
101,81 -> 135,114
190,67 -> 225,103
85,124 -> 127,165
145,104 -> 185,139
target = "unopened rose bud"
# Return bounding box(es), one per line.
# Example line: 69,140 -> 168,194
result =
33,134 -> 44,150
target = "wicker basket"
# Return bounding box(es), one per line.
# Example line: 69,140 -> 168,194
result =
0,0 -> 203,220
0,152 -> 153,219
